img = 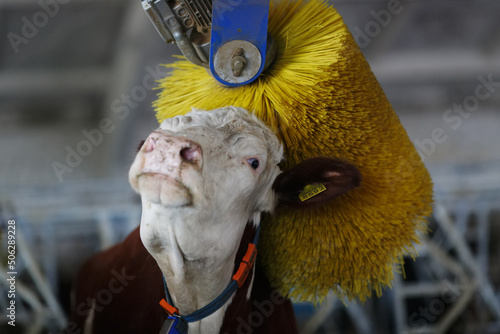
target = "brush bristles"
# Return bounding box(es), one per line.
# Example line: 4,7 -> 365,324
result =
154,0 -> 433,302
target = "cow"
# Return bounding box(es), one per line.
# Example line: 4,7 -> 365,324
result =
65,106 -> 361,334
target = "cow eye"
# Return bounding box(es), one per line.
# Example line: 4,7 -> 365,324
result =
247,158 -> 260,170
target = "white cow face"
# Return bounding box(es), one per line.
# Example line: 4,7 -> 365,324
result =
129,107 -> 283,219
129,106 -> 361,262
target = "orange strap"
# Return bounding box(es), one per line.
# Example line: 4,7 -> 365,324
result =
159,298 -> 179,316
232,243 -> 257,288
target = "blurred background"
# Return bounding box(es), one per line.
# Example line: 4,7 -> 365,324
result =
0,0 -> 499,333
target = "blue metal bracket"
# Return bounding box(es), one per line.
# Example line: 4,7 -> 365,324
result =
210,0 -> 270,87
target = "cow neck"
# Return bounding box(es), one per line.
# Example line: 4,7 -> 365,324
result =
140,202 -> 260,332
159,223 -> 260,326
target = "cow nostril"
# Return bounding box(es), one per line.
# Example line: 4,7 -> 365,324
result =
143,138 -> 155,153
180,146 -> 199,163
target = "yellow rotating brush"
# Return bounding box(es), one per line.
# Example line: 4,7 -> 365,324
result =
153,0 -> 433,302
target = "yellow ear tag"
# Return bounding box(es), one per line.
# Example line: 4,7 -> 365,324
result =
299,184 -> 327,202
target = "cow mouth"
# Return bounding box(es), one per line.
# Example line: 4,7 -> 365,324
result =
140,172 -> 184,183
137,172 -> 193,207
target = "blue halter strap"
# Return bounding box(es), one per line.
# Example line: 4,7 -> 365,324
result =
159,224 -> 261,326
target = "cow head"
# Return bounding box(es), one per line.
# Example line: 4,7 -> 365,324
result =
129,106 -> 360,263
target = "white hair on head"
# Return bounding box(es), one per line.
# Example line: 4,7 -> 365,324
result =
184,106 -> 283,166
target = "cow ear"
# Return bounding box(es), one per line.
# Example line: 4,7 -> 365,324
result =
273,157 -> 361,209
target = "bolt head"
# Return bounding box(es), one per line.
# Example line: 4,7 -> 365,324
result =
178,8 -> 187,16
233,60 -> 244,69
231,56 -> 247,71
184,18 -> 194,27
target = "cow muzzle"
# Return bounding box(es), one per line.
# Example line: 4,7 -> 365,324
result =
130,131 -> 204,207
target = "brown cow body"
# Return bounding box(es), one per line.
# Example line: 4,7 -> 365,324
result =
66,226 -> 298,334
